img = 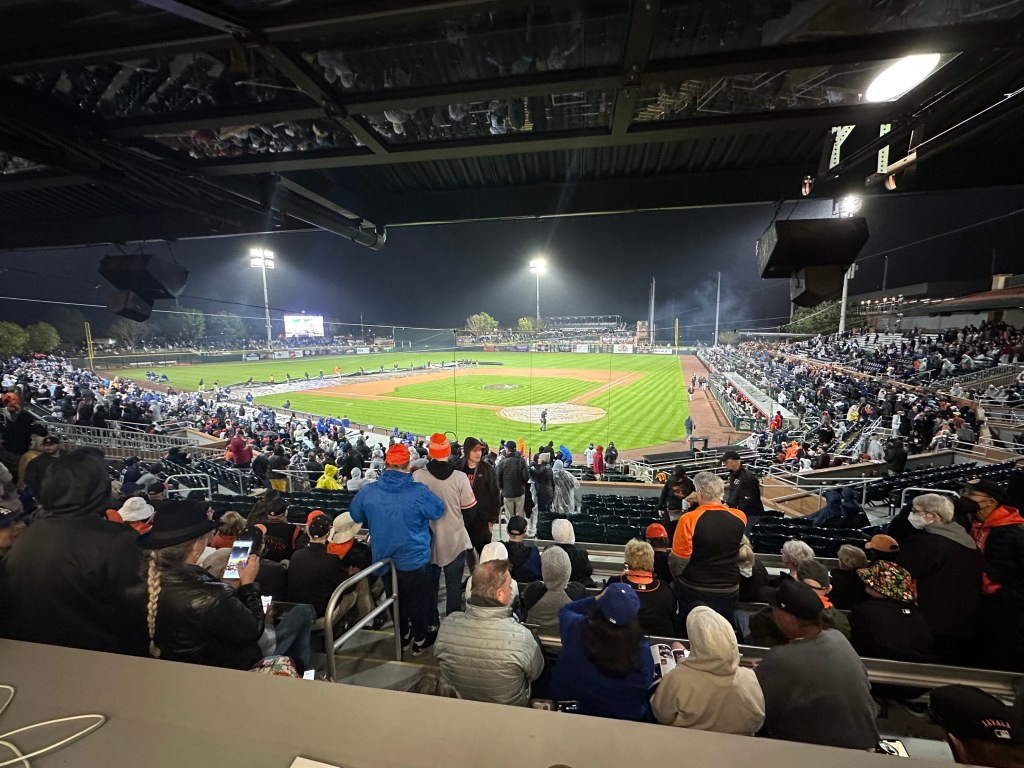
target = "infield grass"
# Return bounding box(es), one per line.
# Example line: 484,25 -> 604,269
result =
111,351 -> 688,452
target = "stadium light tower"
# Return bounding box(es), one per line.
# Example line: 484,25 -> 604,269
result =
249,247 -> 275,349
529,256 -> 547,321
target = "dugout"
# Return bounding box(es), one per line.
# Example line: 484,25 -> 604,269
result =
394,327 -> 457,351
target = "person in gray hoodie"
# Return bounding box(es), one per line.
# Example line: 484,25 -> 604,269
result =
887,493 -> 983,666
522,547 -> 585,637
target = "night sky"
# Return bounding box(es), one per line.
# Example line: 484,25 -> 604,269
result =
2,184 -> 1023,343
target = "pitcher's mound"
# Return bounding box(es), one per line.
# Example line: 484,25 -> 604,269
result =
498,403 -> 605,425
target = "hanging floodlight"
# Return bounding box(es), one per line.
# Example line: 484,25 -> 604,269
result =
866,53 -> 941,102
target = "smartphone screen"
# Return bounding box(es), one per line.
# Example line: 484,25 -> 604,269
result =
224,539 -> 253,580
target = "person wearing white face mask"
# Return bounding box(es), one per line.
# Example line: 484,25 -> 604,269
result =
887,493 -> 983,666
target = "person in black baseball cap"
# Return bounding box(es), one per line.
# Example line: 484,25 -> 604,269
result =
930,684 -> 1024,767
755,579 -> 881,750
962,478 -> 1024,672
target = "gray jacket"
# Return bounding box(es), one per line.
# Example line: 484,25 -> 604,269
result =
434,602 -> 544,706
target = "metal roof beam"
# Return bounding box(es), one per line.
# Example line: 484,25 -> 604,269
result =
192,102 -> 896,175
610,0 -> 663,136
135,0 -> 389,155
0,0 -> 537,75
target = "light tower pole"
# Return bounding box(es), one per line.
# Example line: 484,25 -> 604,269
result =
529,257 -> 547,323
249,247 -> 275,350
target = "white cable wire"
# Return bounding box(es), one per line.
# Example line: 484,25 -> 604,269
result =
0,684 -> 107,768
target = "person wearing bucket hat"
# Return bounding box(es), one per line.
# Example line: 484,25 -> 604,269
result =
106,495 -> 156,534
3,449 -> 149,656
848,561 -> 936,665
139,500 -> 313,671
551,584 -> 654,722
755,579 -> 880,750
962,478 -> 1024,671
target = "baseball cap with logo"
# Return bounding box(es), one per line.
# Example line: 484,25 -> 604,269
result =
308,514 -> 332,538
597,583 -> 641,626
797,559 -> 831,590
506,515 -> 528,536
769,579 -> 824,620
931,685 -> 1021,743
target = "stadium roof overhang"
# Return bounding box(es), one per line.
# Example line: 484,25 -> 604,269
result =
2,0 -> 1024,250
901,286 -> 1024,316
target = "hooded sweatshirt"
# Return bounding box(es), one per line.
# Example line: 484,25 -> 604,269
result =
414,459 -> 476,567
523,547 -> 578,637
348,469 -> 445,570
2,449 -> 147,655
316,464 -> 342,490
346,466 -> 367,491
651,606 -> 765,734
971,505 -> 1024,601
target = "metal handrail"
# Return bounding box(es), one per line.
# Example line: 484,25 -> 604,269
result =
534,633 -> 1024,699
163,472 -> 214,498
323,558 -> 401,682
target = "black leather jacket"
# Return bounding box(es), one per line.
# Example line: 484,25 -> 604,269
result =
154,565 -> 265,670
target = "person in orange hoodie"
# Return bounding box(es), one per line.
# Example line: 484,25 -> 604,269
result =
964,479 -> 1024,671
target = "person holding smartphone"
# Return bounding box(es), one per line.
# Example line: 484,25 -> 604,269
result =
138,500 -> 310,671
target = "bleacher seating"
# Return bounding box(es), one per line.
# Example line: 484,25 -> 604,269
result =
537,493 -> 662,544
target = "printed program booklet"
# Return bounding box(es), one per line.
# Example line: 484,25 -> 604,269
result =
651,643 -> 689,682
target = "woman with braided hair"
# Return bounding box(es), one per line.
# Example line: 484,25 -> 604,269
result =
137,500 -> 267,669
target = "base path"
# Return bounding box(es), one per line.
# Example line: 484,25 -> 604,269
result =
618,356 -> 748,461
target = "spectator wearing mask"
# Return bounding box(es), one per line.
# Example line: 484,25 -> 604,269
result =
887,493 -> 982,665
456,437 -> 501,556
755,579 -> 880,750
522,546 -> 585,637
651,606 -> 765,735
349,443 -> 444,657
669,471 -> 746,625
551,518 -> 595,586
414,433 -> 477,631
849,560 -> 936,664
552,584 -> 654,722
963,480 -> 1024,671
607,539 -> 677,637
737,536 -> 771,603
3,449 -> 146,655
139,502 -> 313,671
434,559 -> 544,705
829,544 -> 869,610
504,515 -> 541,583
496,440 -> 530,518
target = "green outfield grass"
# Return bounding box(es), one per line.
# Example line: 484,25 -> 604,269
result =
383,375 -> 597,407
111,351 -> 689,451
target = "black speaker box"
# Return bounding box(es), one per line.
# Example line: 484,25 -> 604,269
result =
99,253 -> 188,300
757,217 -> 869,278
107,290 -> 154,322
790,266 -> 847,307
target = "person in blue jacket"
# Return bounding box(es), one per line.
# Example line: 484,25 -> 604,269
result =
552,584 -> 654,721
349,443 -> 445,656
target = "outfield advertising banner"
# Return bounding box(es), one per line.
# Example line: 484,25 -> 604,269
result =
356,347 -> 371,354
613,343 -> 634,354
574,344 -> 590,353
652,348 -> 674,355
241,353 -> 260,361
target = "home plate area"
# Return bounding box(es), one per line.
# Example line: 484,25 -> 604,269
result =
498,402 -> 606,424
